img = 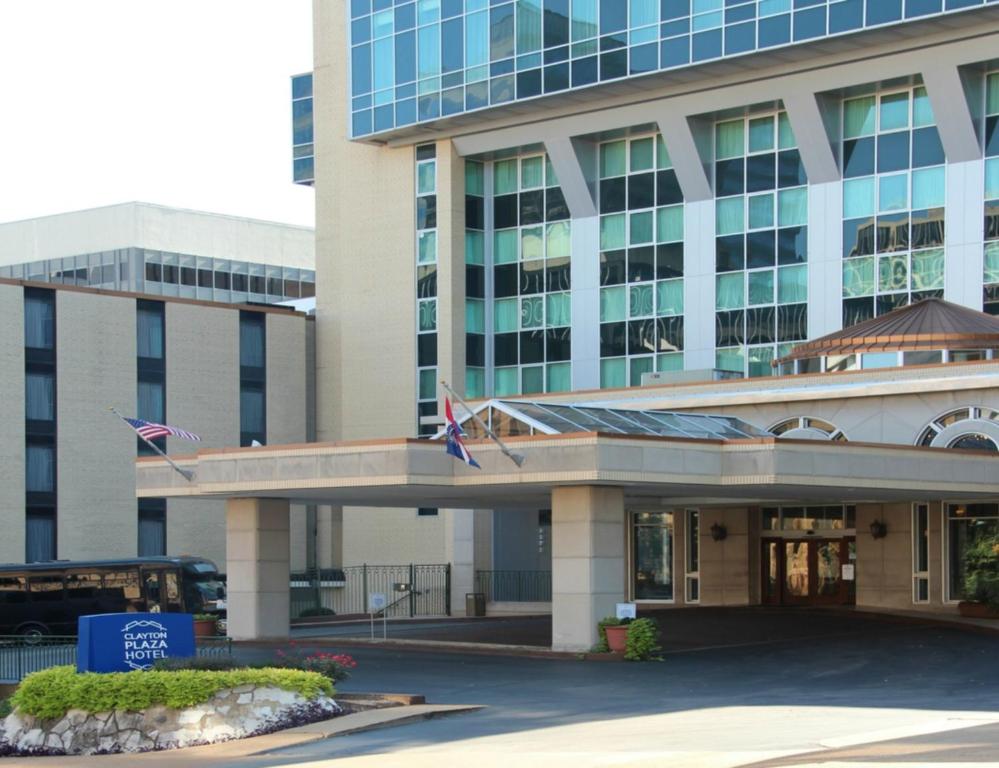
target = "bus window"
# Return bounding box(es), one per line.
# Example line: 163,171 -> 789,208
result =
66,573 -> 102,599
29,576 -> 64,602
164,571 -> 182,611
103,570 -> 143,612
0,576 -> 27,604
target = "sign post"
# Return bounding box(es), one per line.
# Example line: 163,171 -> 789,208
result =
368,592 -> 387,640
78,613 -> 195,673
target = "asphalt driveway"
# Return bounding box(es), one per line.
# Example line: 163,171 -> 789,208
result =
223,608 -> 999,768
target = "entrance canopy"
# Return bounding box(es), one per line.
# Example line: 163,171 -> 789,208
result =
436,399 -> 770,441
136,431 -> 999,509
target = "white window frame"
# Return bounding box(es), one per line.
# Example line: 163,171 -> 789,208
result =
684,508 -> 700,604
629,509 -> 676,604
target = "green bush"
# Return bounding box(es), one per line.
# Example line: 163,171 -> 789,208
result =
11,666 -> 333,720
0,698 -> 11,718
153,656 -> 252,672
623,618 -> 662,662
964,533 -> 999,610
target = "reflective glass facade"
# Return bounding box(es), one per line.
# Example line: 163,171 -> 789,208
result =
292,73 -> 315,185
984,71 -> 999,313
347,0 -> 994,138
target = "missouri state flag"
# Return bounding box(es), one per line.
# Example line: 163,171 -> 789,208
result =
444,398 -> 480,469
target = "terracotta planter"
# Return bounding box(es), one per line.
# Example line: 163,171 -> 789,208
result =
958,601 -> 999,619
604,625 -> 628,653
193,618 -> 218,637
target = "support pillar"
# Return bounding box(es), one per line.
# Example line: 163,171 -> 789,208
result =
551,486 -> 626,651
444,508 -> 475,616
225,498 -> 290,641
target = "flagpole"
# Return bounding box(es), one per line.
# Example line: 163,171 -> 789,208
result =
108,407 -> 195,482
439,380 -> 525,468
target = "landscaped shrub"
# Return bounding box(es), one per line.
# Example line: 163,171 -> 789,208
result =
10,666 -> 333,720
274,645 -> 356,683
593,616 -> 626,653
0,698 -> 11,718
964,534 -> 999,610
623,618 -> 662,662
153,656 -> 253,672
298,607 -> 337,618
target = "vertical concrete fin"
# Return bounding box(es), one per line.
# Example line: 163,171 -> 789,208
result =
782,89 -> 840,184
543,136 -> 598,219
923,65 -> 982,163
655,112 -> 713,202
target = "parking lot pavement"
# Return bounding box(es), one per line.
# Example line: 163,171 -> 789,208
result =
217,609 -> 999,768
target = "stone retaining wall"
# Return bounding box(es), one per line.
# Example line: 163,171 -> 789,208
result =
1,685 -> 340,755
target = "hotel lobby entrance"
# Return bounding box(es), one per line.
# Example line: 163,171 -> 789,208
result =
761,506 -> 857,606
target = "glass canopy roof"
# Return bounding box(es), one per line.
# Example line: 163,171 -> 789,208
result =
437,400 -> 771,441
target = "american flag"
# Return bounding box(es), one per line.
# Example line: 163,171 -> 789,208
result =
122,417 -> 201,442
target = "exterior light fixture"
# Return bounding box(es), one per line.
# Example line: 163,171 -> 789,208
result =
869,519 -> 888,539
954,505 -> 967,517
710,522 -> 728,541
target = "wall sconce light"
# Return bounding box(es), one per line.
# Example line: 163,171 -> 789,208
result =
869,519 -> 888,539
710,522 -> 728,541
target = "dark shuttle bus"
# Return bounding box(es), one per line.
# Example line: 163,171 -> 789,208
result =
0,557 -> 226,638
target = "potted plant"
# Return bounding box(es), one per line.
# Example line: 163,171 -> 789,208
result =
598,617 -> 630,653
958,532 -> 999,618
193,613 -> 219,637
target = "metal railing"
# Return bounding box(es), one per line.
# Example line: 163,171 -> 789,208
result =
290,563 -> 451,619
474,570 -> 552,602
0,635 -> 233,683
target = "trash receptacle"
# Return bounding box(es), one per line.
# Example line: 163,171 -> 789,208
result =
466,592 -> 486,617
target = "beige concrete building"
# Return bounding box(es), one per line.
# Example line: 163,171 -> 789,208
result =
0,278 -> 312,570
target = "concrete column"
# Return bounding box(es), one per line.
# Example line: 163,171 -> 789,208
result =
782,90 -> 840,184
316,504 -> 343,568
571,215 -> 600,390
683,199 -> 716,370
807,181 -> 844,337
551,486 -> 625,651
922,65 -> 981,164
226,498 -> 290,641
944,159 -> 986,309
656,113 -> 713,202
444,508 -> 475,616
543,137 -> 597,218
436,139 -> 467,397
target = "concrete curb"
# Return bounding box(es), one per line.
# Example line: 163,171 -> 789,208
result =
0,698 -> 482,766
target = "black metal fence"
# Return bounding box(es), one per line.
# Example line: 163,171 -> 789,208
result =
474,570 -> 552,602
0,635 -> 233,683
290,564 -> 451,619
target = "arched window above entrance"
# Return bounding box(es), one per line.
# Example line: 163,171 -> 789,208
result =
769,416 -> 847,442
916,407 -> 999,450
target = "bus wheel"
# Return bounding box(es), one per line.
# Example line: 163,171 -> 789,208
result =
18,624 -> 49,644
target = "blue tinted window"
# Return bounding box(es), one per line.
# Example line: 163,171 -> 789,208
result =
291,73 -> 312,99
725,20 -> 755,53
829,0 -> 863,32
630,42 -> 658,73
353,109 -> 372,136
352,44 -> 372,94
758,13 -> 790,47
572,55 -> 598,86
911,127 -> 945,167
396,30 -> 416,83
905,0 -> 942,16
726,3 -> 755,23
395,3 -> 416,30
661,35 -> 690,67
866,0 -> 903,24
490,4 -> 515,60
544,0 -> 570,46
662,0 -> 690,20
292,99 -> 313,145
351,0 -> 371,18
793,7 -> 825,40
600,0 -> 627,33
396,97 -> 417,125
442,18 -> 464,71
374,104 -> 394,132
442,0 -> 463,18
691,29 -> 722,61
544,62 -> 570,91
352,16 -> 371,44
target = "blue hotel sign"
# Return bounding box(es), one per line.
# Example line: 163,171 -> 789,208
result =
77,613 -> 196,673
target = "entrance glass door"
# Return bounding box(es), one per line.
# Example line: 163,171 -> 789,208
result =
762,538 -> 854,605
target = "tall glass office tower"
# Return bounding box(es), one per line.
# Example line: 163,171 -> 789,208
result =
310,0 -> 999,440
